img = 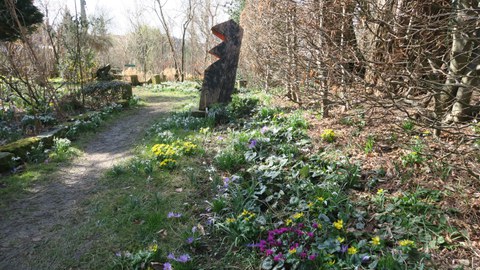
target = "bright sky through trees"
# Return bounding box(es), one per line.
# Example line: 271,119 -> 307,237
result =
40,0 -> 228,36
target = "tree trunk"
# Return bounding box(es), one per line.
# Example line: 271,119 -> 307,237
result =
154,0 -> 181,81
441,0 -> 479,123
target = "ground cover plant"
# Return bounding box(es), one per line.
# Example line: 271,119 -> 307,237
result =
98,85 -> 468,270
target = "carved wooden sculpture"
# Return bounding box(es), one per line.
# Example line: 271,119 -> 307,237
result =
199,20 -> 243,111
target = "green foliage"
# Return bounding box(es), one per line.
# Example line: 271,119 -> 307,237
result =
473,120 -> 480,134
214,149 -> 246,172
227,0 -> 246,23
371,188 -> 457,254
227,95 -> 259,119
288,111 -> 308,129
65,103 -> 123,138
0,121 -> 21,144
26,141 -> 47,163
364,135 -> 375,154
402,120 -> 415,132
0,0 -> 44,42
401,137 -> 425,167
49,137 -> 78,162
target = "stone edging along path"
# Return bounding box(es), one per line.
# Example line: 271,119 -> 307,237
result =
0,95 -> 176,269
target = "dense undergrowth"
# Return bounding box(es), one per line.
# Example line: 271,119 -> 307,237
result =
104,85 -> 460,270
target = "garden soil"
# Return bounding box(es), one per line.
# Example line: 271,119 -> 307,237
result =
0,93 -> 177,269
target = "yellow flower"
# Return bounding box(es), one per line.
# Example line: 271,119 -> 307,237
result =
307,202 -> 314,208
285,219 -> 293,226
149,244 -> 158,252
226,218 -> 236,224
327,260 -> 335,266
293,212 -> 304,219
317,197 -> 325,202
288,248 -> 297,254
241,209 -> 252,217
337,237 -> 345,243
159,158 -> 176,167
371,236 -> 381,246
333,219 -> 343,230
348,246 -> 358,255
376,188 -> 384,195
399,239 -> 415,247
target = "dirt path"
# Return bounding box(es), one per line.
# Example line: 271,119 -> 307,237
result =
0,93 -> 181,269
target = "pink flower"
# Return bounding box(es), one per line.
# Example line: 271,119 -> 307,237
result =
273,253 -> 284,262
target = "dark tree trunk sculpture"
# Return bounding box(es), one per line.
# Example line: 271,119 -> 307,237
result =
199,20 -> 243,111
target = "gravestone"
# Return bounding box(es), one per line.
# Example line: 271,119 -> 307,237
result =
198,20 -> 243,111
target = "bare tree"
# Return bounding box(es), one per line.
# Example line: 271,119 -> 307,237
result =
180,0 -> 195,82
153,0 -> 180,81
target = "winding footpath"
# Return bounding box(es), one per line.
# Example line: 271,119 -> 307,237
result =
0,94 -> 177,269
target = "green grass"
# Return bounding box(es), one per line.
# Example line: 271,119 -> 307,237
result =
0,163 -> 58,207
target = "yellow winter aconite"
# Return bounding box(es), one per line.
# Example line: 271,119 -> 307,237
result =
293,212 -> 304,219
285,219 -> 293,226
399,239 -> 415,247
348,246 -> 358,255
288,248 -> 297,254
159,159 -> 176,168
337,237 -> 345,243
376,188 -> 384,195
333,219 -> 344,230
181,141 -> 197,154
239,209 -> 255,222
149,244 -> 158,252
226,218 -> 236,224
371,236 -> 381,246
152,144 -> 176,157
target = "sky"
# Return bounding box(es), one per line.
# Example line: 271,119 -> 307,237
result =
39,0 -> 229,37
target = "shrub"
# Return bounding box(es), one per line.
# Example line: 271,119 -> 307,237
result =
227,95 -> 259,119
82,81 -> 132,109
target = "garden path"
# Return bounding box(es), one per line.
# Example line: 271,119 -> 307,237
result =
0,92 -> 179,269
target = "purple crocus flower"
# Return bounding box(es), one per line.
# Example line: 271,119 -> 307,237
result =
167,212 -> 182,218
261,126 -> 268,134
223,177 -> 231,188
265,249 -> 274,256
362,255 -> 371,263
186,237 -> 194,244
341,244 -> 348,253
176,254 -> 191,263
163,262 -> 172,270
308,253 -> 318,261
167,253 -> 176,260
248,139 -> 258,149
